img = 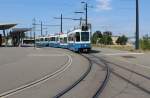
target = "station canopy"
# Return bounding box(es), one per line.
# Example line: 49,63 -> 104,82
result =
11,28 -> 32,33
0,23 -> 17,30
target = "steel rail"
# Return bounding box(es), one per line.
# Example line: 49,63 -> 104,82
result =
53,53 -> 92,98
0,54 -> 72,98
90,54 -> 150,95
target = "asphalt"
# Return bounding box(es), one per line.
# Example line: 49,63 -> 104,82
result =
0,47 -> 94,98
92,47 -> 150,98
1,47 -> 149,98
0,48 -> 69,95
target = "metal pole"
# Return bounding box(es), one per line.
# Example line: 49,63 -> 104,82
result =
30,31 -> 32,39
85,3 -> 88,27
34,31 -> 35,48
33,18 -> 36,48
41,21 -> 43,36
135,0 -> 139,49
61,14 -> 63,33
80,17 -> 82,26
3,30 -> 7,47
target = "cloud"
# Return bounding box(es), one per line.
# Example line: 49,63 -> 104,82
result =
96,0 -> 112,11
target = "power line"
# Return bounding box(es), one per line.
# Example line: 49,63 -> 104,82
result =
54,14 -> 81,33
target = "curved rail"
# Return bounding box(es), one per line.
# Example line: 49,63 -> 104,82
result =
0,53 -> 72,98
53,53 -> 111,98
92,55 -> 111,98
53,54 -> 92,98
90,54 -> 150,95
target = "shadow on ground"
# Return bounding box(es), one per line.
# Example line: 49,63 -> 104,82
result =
90,50 -> 101,54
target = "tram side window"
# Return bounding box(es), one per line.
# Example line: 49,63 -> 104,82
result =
51,37 -> 55,41
64,37 -> 67,43
68,34 -> 74,41
60,38 -> 63,43
56,37 -> 59,41
36,39 -> 39,41
45,38 -> 49,41
68,36 -> 72,41
40,38 -> 44,41
76,32 -> 80,42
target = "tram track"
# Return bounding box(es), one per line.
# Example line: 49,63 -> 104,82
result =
90,54 -> 150,95
0,53 -> 72,98
53,54 -> 92,98
53,53 -> 111,98
90,54 -> 150,80
89,54 -> 111,98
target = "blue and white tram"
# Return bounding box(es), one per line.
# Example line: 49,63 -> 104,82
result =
59,33 -> 68,48
53,34 -> 60,48
35,36 -> 50,47
49,35 -> 56,47
67,28 -> 91,52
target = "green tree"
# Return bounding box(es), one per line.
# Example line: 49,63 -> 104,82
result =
116,36 -> 121,45
91,31 -> 102,44
140,36 -> 150,50
116,35 -> 128,45
99,35 -> 113,45
107,36 -> 113,45
92,30 -> 113,45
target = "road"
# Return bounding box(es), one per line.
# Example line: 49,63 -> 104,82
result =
0,47 -> 149,98
0,47 -> 90,98
91,47 -> 150,98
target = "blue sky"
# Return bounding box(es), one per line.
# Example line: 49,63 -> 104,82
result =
0,0 -> 149,37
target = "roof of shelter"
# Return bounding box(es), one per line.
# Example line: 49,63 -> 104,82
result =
0,23 -> 17,30
11,28 -> 32,33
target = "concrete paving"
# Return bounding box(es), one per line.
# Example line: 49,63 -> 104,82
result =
0,48 -> 68,95
93,47 -> 150,69
0,47 -> 90,98
1,47 -> 149,98
92,47 -> 150,98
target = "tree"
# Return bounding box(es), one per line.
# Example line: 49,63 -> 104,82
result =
140,35 -> 150,50
107,36 -> 113,45
91,30 -> 113,45
91,31 -> 102,44
98,35 -> 113,45
116,36 -> 121,45
95,31 -> 103,38
121,35 -> 128,45
116,35 -> 128,45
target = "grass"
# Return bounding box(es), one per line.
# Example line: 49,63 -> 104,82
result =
92,44 -> 149,53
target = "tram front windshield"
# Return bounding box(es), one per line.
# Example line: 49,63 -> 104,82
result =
81,32 -> 89,41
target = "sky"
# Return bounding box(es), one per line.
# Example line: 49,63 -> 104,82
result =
0,0 -> 150,37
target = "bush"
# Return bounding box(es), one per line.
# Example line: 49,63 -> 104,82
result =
116,35 -> 128,45
98,35 -> 113,45
140,36 -> 150,50
91,31 -> 102,44
91,31 -> 113,45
